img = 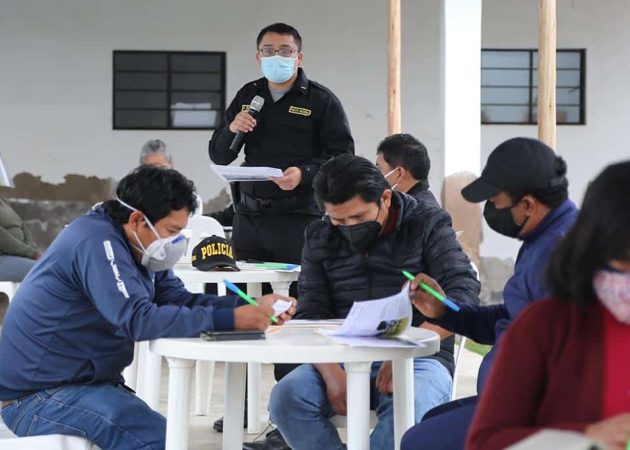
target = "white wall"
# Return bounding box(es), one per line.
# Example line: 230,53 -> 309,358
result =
480,0 -> 630,259
2,0 -> 629,260
0,0 -> 444,203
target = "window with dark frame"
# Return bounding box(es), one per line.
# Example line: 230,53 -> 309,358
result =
113,51 -> 226,130
481,49 -> 585,125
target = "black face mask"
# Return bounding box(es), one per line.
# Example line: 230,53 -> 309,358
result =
483,201 -> 527,238
338,220 -> 382,251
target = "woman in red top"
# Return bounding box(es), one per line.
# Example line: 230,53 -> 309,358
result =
467,161 -> 630,450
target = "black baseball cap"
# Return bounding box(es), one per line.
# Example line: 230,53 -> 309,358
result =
192,236 -> 239,271
462,137 -> 561,203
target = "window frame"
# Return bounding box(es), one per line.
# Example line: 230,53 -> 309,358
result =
112,50 -> 227,131
481,48 -> 586,126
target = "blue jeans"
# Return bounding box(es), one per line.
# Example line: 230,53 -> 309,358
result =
0,383 -> 166,449
270,358 -> 452,450
400,395 -> 478,450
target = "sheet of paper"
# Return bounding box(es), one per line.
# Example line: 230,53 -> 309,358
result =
323,335 -> 427,348
272,300 -> 293,316
211,164 -> 283,182
284,319 -> 345,328
237,262 -> 301,272
322,286 -> 412,338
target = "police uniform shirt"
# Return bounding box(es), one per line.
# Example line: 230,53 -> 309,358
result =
208,68 -> 354,215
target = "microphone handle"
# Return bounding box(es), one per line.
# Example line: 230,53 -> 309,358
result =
229,109 -> 260,153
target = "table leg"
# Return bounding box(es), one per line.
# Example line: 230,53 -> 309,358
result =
165,358 -> 195,450
223,362 -> 247,450
247,362 -> 262,433
344,361 -> 372,450
245,282 -> 263,434
392,358 -> 415,450
141,343 -> 163,411
269,281 -> 291,297
123,342 -> 139,391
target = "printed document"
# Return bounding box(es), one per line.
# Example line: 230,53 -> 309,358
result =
211,164 -> 283,182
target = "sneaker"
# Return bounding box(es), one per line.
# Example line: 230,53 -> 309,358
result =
242,429 -> 291,450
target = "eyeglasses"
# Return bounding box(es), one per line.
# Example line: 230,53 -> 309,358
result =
258,47 -> 299,58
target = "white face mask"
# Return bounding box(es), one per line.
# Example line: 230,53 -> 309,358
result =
116,198 -> 186,272
384,167 -> 401,191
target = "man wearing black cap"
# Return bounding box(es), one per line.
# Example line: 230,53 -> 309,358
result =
399,137 -> 579,450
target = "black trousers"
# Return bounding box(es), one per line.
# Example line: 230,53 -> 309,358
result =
234,211 -> 317,381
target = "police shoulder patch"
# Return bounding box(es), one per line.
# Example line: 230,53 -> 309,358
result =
288,106 -> 312,117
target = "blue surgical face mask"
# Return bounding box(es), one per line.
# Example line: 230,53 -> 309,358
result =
261,55 -> 297,84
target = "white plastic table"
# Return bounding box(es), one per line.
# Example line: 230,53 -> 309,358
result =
128,263 -> 299,433
150,327 -> 440,450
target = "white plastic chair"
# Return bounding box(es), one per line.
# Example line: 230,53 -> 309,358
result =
0,426 -> 99,450
451,335 -> 468,401
0,281 -> 19,302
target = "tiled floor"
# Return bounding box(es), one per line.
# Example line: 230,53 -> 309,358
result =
0,349 -> 483,449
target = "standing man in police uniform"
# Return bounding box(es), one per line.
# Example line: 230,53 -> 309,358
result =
209,22 -> 354,271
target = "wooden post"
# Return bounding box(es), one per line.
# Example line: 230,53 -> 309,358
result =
538,0 -> 557,149
388,0 -> 401,134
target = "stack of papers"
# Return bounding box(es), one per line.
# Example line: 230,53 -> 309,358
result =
321,287 -> 423,347
211,165 -> 283,182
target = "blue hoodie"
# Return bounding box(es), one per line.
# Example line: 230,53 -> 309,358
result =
0,205 -> 242,400
433,199 -> 579,392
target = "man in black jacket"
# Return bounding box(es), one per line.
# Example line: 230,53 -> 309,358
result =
268,155 -> 480,450
208,23 -> 354,269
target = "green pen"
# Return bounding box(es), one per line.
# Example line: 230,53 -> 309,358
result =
223,279 -> 278,323
402,270 -> 460,312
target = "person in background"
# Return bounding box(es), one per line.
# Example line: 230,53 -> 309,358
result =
268,155 -> 479,450
0,195 -> 39,282
0,165 -> 295,449
208,22 -> 354,271
402,137 -> 578,450
467,161 -> 630,450
140,139 -> 172,168
375,133 -> 433,204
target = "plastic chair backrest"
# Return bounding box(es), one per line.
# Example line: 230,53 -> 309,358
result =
184,216 -> 225,258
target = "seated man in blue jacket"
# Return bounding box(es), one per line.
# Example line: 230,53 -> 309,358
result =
0,165 -> 294,449
401,137 -> 578,450
268,154 -> 480,450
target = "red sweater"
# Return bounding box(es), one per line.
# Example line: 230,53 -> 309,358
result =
467,297 -> 630,450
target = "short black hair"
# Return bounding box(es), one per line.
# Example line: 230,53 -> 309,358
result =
104,165 -> 197,224
256,23 -> 302,50
506,157 -> 569,208
377,133 -> 431,180
548,161 -> 630,306
313,154 -> 389,209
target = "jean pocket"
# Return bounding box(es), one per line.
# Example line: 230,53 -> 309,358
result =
27,414 -> 88,438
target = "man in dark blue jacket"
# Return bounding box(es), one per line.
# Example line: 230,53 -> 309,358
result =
401,137 -> 578,450
267,155 -> 480,450
0,166 -> 294,449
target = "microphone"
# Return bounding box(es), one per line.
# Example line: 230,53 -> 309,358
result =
229,95 -> 265,152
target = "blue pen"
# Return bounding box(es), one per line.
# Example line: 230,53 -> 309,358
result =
223,279 -> 278,323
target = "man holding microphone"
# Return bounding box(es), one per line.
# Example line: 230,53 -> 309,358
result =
209,22 -> 354,272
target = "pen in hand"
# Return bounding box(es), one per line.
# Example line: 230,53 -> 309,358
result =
223,279 -> 279,323
402,271 -> 460,312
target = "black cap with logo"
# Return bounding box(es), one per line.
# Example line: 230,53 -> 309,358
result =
191,236 -> 239,271
461,137 -> 562,203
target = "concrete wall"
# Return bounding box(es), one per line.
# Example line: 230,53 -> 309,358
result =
0,0 -> 444,205
1,0 -> 629,262
480,0 -> 630,259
